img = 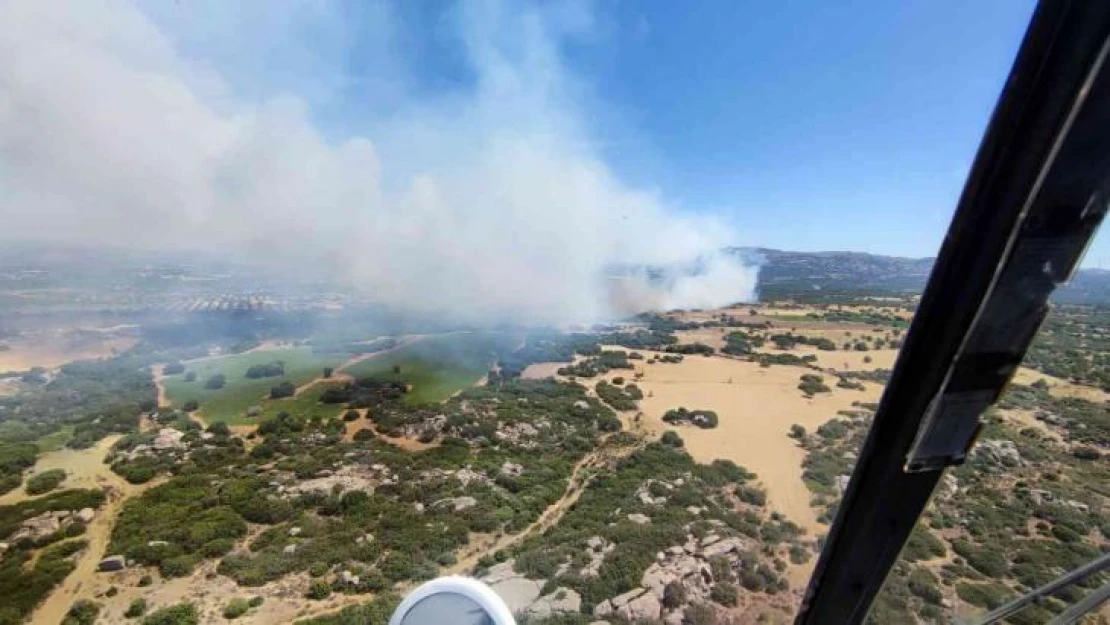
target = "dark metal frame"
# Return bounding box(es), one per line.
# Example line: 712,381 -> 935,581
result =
795,2 -> 1110,623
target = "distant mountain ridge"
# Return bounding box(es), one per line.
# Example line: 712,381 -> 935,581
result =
732,247 -> 1110,305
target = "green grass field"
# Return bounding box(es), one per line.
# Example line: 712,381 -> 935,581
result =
34,426 -> 74,453
166,335 -> 501,424
256,382 -> 350,422
163,348 -> 346,424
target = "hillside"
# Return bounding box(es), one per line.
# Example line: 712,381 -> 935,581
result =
739,247 -> 1110,305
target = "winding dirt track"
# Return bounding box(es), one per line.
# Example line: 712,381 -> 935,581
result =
28,437 -> 164,625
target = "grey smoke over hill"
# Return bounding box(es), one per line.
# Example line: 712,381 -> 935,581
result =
0,1 -> 759,324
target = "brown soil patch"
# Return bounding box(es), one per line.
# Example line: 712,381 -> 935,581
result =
0,337 -> 138,374
1012,367 -> 1110,403
595,348 -> 880,536
997,408 -> 1060,441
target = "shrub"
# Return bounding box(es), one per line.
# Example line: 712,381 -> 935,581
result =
788,424 -> 806,439
160,555 -> 196,578
206,422 -> 230,436
710,582 -> 739,606
125,598 -> 148,618
789,544 -> 810,565
343,410 -> 361,422
307,579 -> 332,600
1073,446 -> 1101,460
62,599 -> 101,625
737,486 -> 766,507
798,374 -> 831,396
25,469 -> 67,495
661,431 -> 684,448
204,374 -> 226,390
956,582 -> 1012,609
902,527 -> 946,562
908,568 -> 943,605
223,598 -> 251,619
183,371 -> 197,383
248,596 -> 264,608
684,603 -> 718,625
181,400 -> 199,412
138,574 -> 153,587
163,362 -> 186,375
140,602 -> 198,625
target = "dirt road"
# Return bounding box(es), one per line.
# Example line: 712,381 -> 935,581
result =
26,436 -> 163,625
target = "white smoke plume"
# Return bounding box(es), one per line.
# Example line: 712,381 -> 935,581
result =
0,1 -> 759,324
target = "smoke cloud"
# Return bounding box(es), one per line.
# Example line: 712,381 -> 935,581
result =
0,1 -> 759,324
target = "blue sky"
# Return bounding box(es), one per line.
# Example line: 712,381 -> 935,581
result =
8,0 -> 1108,301
310,0 -> 1079,261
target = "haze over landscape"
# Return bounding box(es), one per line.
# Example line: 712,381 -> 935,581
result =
1,2 -> 1109,625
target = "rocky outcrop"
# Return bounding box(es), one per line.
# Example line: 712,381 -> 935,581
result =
593,531 -> 752,622
481,561 -> 543,614
98,555 -> 126,572
152,428 -> 186,450
523,587 -> 582,619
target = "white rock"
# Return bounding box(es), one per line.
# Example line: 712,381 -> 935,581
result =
489,577 -> 542,614
610,588 -> 645,608
76,508 -> 95,523
288,527 -> 302,537
524,587 -> 582,619
627,513 -> 651,525
283,544 -> 297,555
620,592 -> 661,621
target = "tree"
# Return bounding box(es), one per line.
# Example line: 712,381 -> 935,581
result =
184,371 -> 197,383
207,422 -> 230,437
270,382 -> 296,399
789,424 -> 806,439
204,374 -> 226,390
163,362 -> 186,375
392,365 -> 402,375
182,399 -> 199,412
323,367 -> 334,379
661,431 -> 684,448
343,410 -> 361,422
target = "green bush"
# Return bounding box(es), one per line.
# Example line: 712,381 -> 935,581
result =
660,431 -> 684,448
25,469 -> 66,495
902,527 -> 946,562
710,582 -> 739,606
62,599 -> 100,625
683,603 -> 718,625
205,374 -> 226,390
307,579 -> 332,600
223,598 -> 251,619
141,602 -> 198,625
124,598 -> 148,618
907,568 -> 943,605
956,582 -> 1012,609
798,374 -> 831,396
